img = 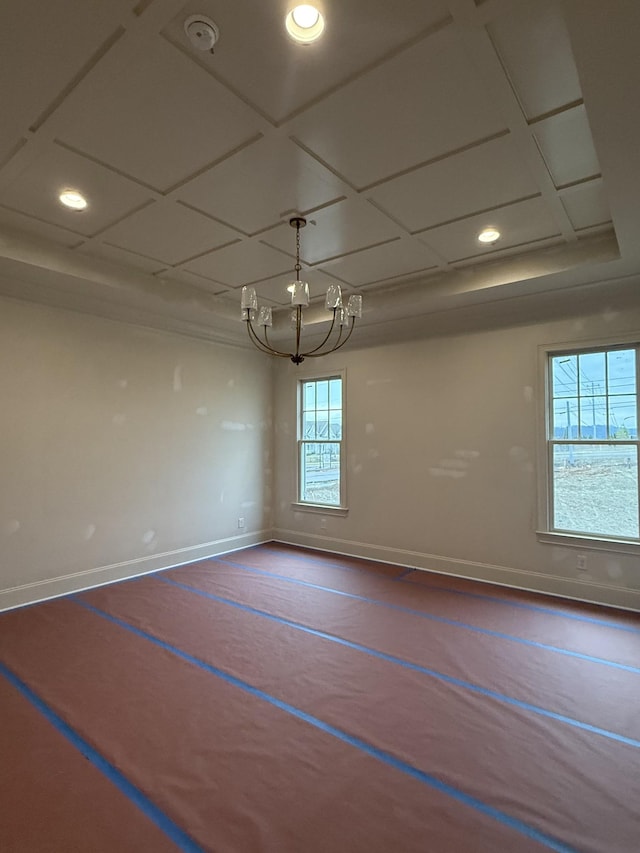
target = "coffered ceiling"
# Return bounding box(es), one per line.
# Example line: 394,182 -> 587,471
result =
0,0 -> 638,348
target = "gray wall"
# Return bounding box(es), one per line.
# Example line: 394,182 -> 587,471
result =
0,297 -> 273,608
273,301 -> 640,610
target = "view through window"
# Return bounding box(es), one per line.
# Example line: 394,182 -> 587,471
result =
548,345 -> 639,540
299,376 -> 342,506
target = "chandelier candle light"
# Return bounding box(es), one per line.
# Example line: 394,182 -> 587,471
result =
241,217 -> 362,364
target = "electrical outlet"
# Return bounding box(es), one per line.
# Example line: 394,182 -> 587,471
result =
576,554 -> 588,572
320,517 -> 327,530
237,517 -> 245,529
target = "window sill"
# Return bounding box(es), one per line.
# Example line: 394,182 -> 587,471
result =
536,530 -> 640,556
291,502 -> 349,517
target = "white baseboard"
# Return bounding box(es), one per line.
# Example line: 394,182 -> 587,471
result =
5,527 -> 639,614
0,530 -> 272,612
273,528 -> 640,612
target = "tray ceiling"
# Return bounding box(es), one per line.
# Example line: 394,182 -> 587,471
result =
0,0 -> 638,346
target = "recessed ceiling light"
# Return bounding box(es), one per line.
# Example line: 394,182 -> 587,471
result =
478,227 -> 500,244
59,189 -> 88,211
285,5 -> 325,43
292,5 -> 319,27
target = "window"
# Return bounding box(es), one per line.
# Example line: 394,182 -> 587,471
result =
298,375 -> 344,507
544,343 -> 639,543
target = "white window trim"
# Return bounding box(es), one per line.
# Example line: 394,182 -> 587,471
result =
536,332 -> 640,553
291,367 -> 348,514
290,502 -> 349,517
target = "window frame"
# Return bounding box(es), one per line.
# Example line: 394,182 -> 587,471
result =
292,369 -> 348,514
536,334 -> 640,554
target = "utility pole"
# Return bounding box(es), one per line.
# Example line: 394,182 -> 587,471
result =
566,401 -> 574,466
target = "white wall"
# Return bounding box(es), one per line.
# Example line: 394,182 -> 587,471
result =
3,288 -> 638,612
273,301 -> 640,610
0,297 -> 273,609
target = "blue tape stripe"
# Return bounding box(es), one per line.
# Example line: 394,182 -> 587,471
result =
401,577 -> 640,634
395,568 -> 415,580
265,548 -> 408,579
0,661 -> 204,853
246,549 -> 640,635
214,558 -> 640,674
72,597 -> 578,853
159,577 -> 640,750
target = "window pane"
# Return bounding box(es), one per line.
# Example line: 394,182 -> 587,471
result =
552,444 -> 639,539
303,413 -> 316,440
578,351 -> 605,396
316,381 -> 329,409
329,378 -> 342,408
610,395 -> 637,438
300,442 -> 340,505
552,398 -> 579,438
315,410 -> 329,438
303,382 -> 315,412
552,356 -> 577,398
578,396 -> 606,439
608,349 -> 636,395
329,410 -> 342,440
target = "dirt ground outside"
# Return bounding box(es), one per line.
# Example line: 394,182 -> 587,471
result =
554,463 -> 639,539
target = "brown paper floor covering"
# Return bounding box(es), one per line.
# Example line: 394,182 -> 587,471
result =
1,542 -> 639,852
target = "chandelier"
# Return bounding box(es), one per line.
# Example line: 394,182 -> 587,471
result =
240,217 -> 362,364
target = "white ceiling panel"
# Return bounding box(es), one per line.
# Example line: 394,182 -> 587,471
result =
183,239 -> 291,287
0,145 -> 153,236
290,24 -> 507,189
419,196 -> 561,262
0,0 -> 130,154
0,138 -> 26,171
57,39 -> 263,192
451,234 -> 567,271
159,268 -> 231,296
318,238 -> 439,287
261,199 -> 399,264
100,200 -> 241,265
77,242 -> 167,274
163,0 -> 451,124
242,275 -> 296,307
312,268 -> 359,293
488,3 -> 582,120
534,105 -> 601,188
370,135 -> 538,233
0,206 -> 81,249
560,180 -> 612,231
177,136 -> 346,235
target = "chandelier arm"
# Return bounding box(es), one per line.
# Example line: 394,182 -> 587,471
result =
294,304 -> 302,361
300,308 -> 339,356
311,313 -> 348,352
261,326 -> 298,359
303,318 -> 357,358
245,319 -> 292,359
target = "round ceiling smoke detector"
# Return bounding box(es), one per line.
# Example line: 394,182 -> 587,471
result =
184,15 -> 219,53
